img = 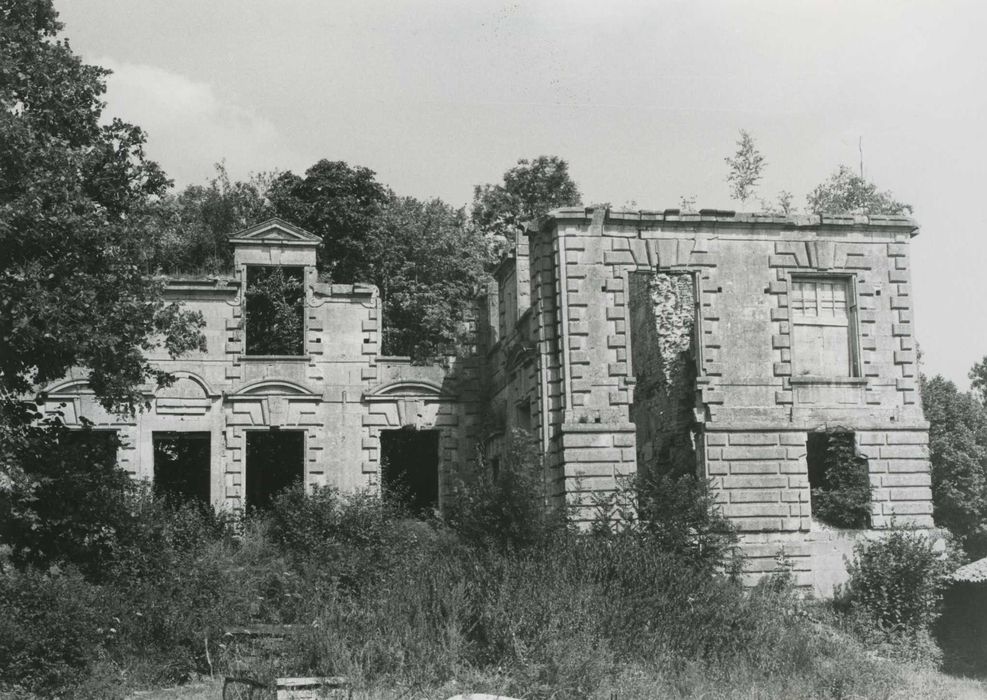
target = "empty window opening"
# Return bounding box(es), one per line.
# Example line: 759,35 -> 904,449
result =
153,432 -> 211,505
791,276 -> 858,377
627,270 -> 699,479
245,266 -> 305,356
246,430 -> 304,511
515,400 -> 532,432
806,431 -> 871,529
380,429 -> 439,514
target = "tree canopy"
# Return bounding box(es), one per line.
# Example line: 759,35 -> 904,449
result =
471,156 -> 581,249
268,159 -> 389,283
807,165 -> 912,216
373,194 -> 491,358
140,163 -> 273,275
921,374 -> 987,557
968,355 -> 987,407
0,0 -> 204,411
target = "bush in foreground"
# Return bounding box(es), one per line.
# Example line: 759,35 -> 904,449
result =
0,474 -> 978,698
836,528 -> 963,667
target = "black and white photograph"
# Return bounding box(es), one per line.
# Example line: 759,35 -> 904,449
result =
2,1 -> 986,697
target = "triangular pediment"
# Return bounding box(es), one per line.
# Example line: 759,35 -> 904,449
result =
229,218 -> 321,246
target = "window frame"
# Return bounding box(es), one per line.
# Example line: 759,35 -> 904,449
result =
242,263 -> 308,358
787,272 -> 862,380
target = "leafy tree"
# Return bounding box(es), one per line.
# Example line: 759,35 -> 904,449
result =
0,0 -> 205,412
0,1 -> 206,578
268,159 -> 389,282
244,266 -> 304,356
471,155 -> 581,249
807,165 -> 912,216
0,404 -> 135,578
373,194 -> 491,358
269,160 -> 491,359
921,374 -> 987,556
724,130 -> 766,205
140,163 -> 273,274
969,355 -> 987,406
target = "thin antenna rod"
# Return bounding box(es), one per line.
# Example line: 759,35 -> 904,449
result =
858,136 -> 864,177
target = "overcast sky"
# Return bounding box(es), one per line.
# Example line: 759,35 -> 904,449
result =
55,0 -> 987,389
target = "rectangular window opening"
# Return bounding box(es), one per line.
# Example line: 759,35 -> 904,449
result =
245,265 -> 305,356
515,400 -> 532,432
245,430 -> 305,511
381,429 -> 439,515
153,431 -> 211,505
627,270 -> 700,479
791,276 -> 858,378
806,431 -> 871,529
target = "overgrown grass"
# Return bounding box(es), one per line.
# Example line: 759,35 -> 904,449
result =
0,479 -> 982,698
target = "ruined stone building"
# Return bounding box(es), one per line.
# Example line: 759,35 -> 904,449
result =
38,209 -> 934,593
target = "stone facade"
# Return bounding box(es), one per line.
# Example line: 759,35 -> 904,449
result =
481,206 -> 933,593
39,219 -> 482,511
38,209 -> 935,594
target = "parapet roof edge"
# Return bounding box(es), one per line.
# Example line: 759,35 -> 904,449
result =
228,217 -> 322,245
529,206 -> 919,236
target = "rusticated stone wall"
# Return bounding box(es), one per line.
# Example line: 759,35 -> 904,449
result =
523,207 -> 934,586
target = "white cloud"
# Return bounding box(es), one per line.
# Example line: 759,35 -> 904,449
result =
98,59 -> 294,187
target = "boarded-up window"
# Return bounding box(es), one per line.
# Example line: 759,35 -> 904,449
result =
791,277 -> 856,377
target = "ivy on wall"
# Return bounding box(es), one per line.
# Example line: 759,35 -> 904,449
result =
808,431 -> 872,529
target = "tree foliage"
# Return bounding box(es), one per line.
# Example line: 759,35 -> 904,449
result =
444,429 -> 565,551
808,432 -> 873,530
0,402 -> 136,577
244,266 -> 304,356
144,158 -> 492,361
0,0 -> 205,411
269,159 -> 494,359
471,155 -> 581,249
373,194 -> 491,358
724,130 -> 766,205
840,529 -> 959,634
921,374 -> 987,556
140,163 -> 273,274
268,159 -> 389,283
969,355 -> 987,407
807,165 -> 912,216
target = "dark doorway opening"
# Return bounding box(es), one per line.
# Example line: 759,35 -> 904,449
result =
246,430 -> 304,510
153,432 -> 211,504
381,429 -> 439,514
